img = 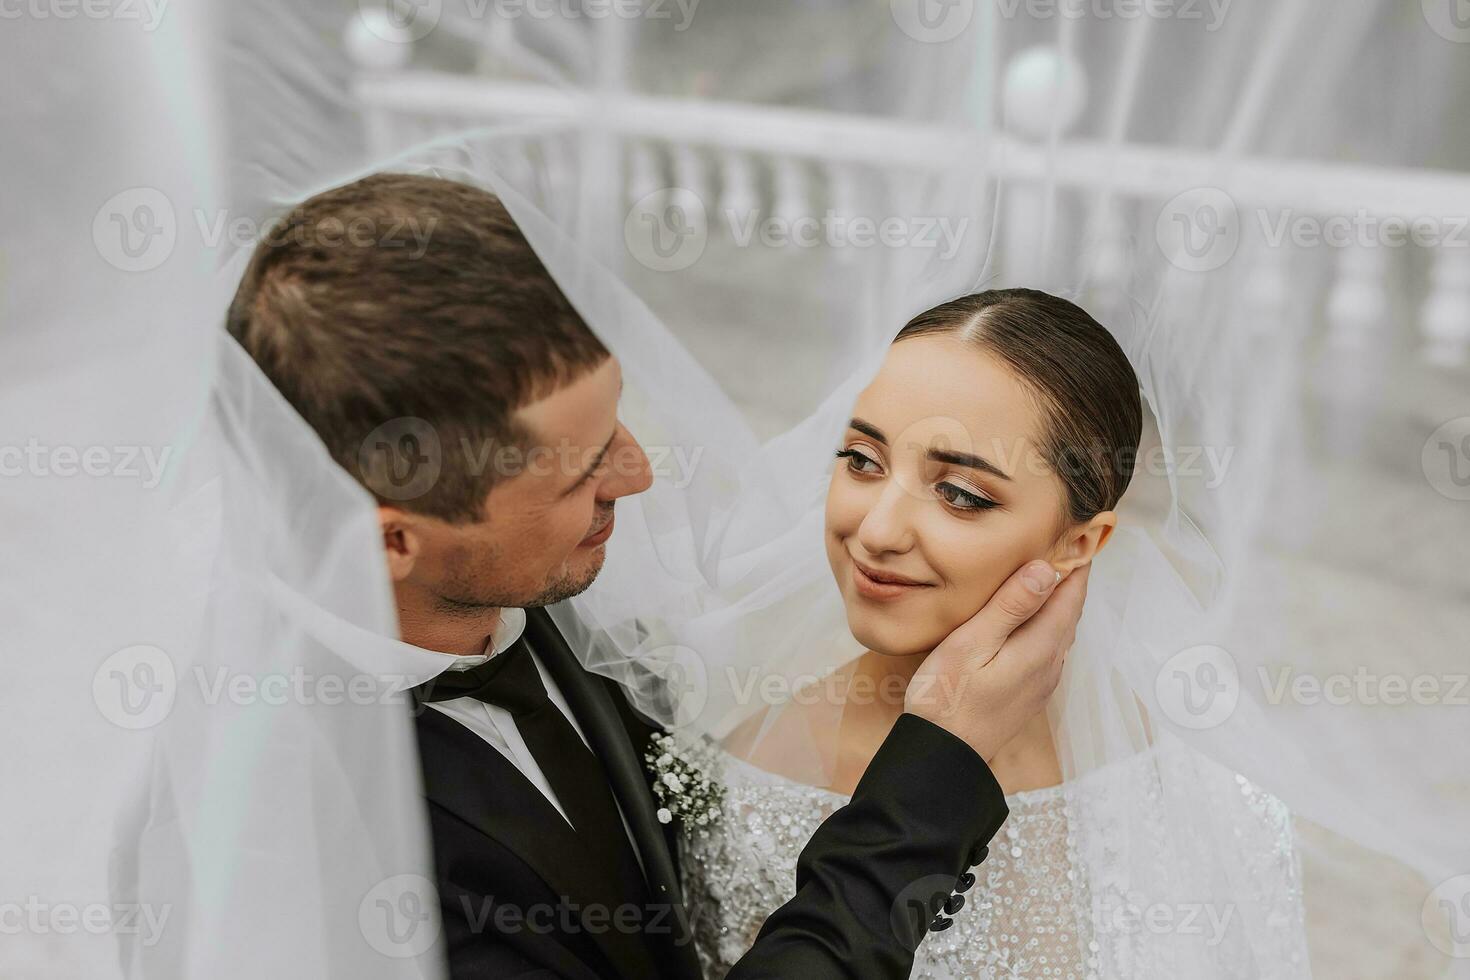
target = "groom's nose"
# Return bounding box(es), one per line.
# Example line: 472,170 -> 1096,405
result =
599,423 -> 654,500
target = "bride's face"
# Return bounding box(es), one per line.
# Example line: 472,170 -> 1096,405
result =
825,333 -> 1071,658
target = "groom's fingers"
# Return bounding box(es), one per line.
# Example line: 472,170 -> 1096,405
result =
941,560 -> 1063,665
1012,561 -> 1089,676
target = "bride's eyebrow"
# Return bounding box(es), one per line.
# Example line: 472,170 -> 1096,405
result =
848,418 -> 886,443
930,447 -> 1013,482
851,416 -> 1012,482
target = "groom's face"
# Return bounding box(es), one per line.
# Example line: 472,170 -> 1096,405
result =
391,356 -> 653,610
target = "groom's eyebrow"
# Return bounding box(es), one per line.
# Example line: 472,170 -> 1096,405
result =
848,417 -> 1012,482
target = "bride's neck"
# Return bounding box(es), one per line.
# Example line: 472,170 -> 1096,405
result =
849,646 -> 930,709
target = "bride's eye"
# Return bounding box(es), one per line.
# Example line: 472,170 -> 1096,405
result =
936,481 -> 998,512
834,448 -> 881,475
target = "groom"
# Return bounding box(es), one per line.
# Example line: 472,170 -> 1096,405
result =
227,172 -> 1087,979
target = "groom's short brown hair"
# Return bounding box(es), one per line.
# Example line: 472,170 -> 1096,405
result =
227,172 -> 610,523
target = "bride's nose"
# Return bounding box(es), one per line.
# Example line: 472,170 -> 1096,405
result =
855,477 -> 919,556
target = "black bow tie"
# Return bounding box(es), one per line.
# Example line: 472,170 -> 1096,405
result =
413,639 -> 545,713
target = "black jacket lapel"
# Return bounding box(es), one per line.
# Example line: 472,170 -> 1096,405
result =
415,703 -> 659,979
525,608 -> 705,980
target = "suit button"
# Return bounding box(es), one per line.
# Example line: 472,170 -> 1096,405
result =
929,915 -> 953,932
968,843 -> 990,866
955,871 -> 975,893
943,894 -> 965,915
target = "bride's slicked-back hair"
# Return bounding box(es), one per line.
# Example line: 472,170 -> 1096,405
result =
895,288 -> 1142,529
227,173 -> 609,523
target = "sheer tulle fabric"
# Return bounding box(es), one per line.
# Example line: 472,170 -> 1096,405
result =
6,1 -> 1467,976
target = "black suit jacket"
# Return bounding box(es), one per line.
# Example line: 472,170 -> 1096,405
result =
415,607 -> 1010,979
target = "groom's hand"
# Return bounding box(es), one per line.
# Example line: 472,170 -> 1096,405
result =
904,560 -> 1088,762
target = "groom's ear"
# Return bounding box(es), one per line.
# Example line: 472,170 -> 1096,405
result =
378,506 -> 422,582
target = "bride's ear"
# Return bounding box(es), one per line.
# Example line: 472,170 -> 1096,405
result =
1051,511 -> 1117,574
378,505 -> 422,581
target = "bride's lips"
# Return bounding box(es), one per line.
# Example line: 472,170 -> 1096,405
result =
579,513 -> 615,547
850,557 -> 934,601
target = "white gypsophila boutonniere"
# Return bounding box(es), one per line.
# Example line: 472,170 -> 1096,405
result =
644,731 -> 725,836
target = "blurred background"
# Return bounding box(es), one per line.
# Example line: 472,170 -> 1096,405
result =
5,0 -> 1468,976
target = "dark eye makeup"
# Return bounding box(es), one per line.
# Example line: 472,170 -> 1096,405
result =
833,448 -> 999,512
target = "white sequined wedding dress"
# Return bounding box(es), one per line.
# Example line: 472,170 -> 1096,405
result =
680,743 -> 1313,980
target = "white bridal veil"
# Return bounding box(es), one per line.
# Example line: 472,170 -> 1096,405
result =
4,0 -> 1469,977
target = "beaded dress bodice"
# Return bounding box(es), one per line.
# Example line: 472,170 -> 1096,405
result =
680,748 -> 1310,980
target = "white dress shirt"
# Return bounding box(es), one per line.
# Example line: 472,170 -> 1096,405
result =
418,607 -> 646,871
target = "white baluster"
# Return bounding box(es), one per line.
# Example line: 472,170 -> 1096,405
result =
772,157 -> 808,225
544,139 -> 576,201
1319,244 -> 1394,459
1000,46 -> 1089,283
626,141 -> 664,210
825,162 -> 866,266
1085,202 -> 1131,312
671,144 -> 709,207
718,152 -> 761,225
1324,244 -> 1392,350
1234,241 -> 1293,340
826,161 -> 862,220
1419,247 -> 1470,367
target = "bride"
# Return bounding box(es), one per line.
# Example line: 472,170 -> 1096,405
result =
674,289 -> 1311,979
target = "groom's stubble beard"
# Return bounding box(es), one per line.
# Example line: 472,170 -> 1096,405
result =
430,559 -> 602,614
520,542 -> 608,608
433,507 -> 613,613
